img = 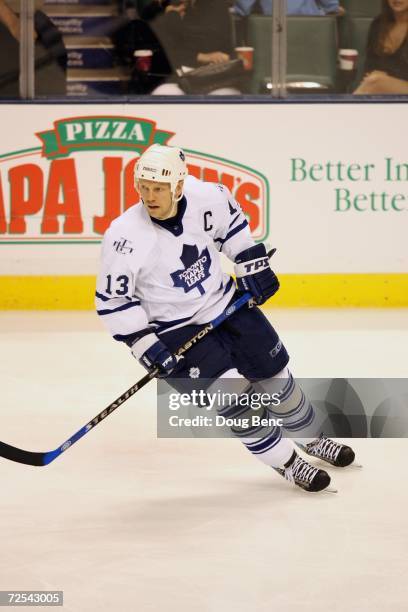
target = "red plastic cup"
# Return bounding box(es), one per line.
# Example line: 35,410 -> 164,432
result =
235,47 -> 254,71
134,49 -> 153,72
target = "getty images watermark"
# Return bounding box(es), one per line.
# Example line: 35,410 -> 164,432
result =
158,378 -> 408,439
157,382 -> 283,438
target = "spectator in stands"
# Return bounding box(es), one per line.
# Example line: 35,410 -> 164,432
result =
0,0 -> 18,39
234,0 -> 344,17
136,0 -> 188,21
149,0 -> 241,94
0,0 -> 66,96
113,1 -> 172,92
354,0 -> 408,94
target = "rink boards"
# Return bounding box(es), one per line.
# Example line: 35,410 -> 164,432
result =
0,103 -> 407,307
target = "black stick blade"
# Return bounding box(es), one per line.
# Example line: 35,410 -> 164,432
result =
0,441 -> 46,466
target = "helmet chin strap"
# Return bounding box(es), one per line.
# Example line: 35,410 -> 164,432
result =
160,195 -> 178,220
159,187 -> 183,220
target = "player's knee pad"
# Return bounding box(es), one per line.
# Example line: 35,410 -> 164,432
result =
255,367 -> 315,432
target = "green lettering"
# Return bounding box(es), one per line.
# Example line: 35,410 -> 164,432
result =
354,193 -> 367,212
391,194 -> 406,211
309,163 -> 323,181
335,188 -> 351,211
290,158 -> 307,181
347,164 -> 362,181
385,157 -> 393,181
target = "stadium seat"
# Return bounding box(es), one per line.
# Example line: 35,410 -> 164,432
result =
231,13 -> 247,48
341,0 -> 381,18
247,15 -> 338,94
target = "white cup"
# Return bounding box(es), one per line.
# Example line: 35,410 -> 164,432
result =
338,48 -> 359,71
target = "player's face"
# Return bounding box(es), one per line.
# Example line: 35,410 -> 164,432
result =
139,179 -> 173,219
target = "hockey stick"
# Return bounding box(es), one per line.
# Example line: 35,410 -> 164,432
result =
0,291 -> 256,467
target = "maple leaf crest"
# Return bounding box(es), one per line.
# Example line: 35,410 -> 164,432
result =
170,244 -> 211,295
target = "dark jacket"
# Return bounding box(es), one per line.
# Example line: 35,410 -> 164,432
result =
364,17 -> 408,81
151,0 -> 234,71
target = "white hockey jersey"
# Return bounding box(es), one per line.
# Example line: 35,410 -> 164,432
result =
95,175 -> 255,343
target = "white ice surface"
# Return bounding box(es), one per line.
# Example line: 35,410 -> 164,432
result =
0,309 -> 408,612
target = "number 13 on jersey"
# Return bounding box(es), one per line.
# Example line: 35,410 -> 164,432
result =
105,274 -> 130,296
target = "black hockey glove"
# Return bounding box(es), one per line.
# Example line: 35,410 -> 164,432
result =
234,243 -> 279,305
131,333 -> 182,378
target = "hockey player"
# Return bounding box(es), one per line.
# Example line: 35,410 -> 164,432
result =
96,144 -> 356,493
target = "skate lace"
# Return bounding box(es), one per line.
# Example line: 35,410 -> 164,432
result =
285,456 -> 318,484
312,436 -> 342,462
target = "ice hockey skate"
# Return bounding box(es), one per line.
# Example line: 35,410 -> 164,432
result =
274,451 -> 336,493
297,435 -> 357,468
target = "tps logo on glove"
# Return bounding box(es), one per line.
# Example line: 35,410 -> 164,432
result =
243,257 -> 269,274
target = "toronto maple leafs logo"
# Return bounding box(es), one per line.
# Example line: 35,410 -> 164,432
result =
171,244 -> 211,295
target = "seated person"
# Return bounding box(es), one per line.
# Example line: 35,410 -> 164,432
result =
354,0 -> 408,95
136,0 -> 188,21
149,0 -> 241,94
234,0 -> 344,17
113,3 -> 172,92
0,0 -> 66,96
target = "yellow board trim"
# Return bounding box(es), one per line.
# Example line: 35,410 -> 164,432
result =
1,274 -> 408,309
271,274 -> 408,308
0,276 -> 96,310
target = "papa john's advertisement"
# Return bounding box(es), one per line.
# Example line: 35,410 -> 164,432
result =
0,104 -> 406,275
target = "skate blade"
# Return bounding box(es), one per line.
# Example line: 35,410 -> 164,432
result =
350,462 -> 363,469
324,486 -> 338,494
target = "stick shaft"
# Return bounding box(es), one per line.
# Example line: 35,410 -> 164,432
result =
1,248 -> 276,466
0,292 -> 254,466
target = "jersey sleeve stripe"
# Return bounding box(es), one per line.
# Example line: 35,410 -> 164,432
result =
95,291 -> 111,302
223,219 -> 249,243
97,300 -> 141,316
214,219 -> 249,248
228,213 -> 241,230
113,331 -> 142,343
222,276 -> 234,296
150,314 -> 193,331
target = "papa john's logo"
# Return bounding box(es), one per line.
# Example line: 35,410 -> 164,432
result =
171,244 -> 211,295
0,115 -> 269,245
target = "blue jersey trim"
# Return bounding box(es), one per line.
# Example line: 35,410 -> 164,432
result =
113,331 -> 140,343
113,327 -> 155,345
222,277 -> 235,295
95,291 -> 110,302
214,219 -> 249,249
97,300 -> 141,316
228,213 -> 241,230
150,314 -> 193,332
151,196 -> 187,237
